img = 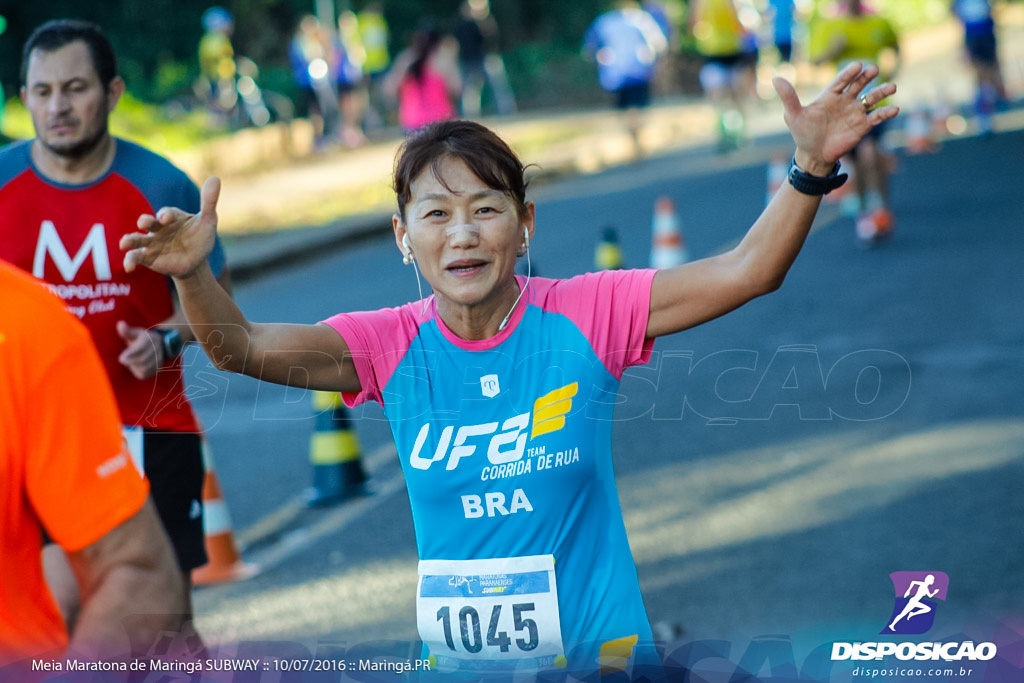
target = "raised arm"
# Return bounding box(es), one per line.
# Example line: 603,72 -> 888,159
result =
121,177 -> 360,392
646,62 -> 898,338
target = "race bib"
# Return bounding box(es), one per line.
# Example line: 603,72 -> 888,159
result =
417,555 -> 565,672
121,425 -> 144,476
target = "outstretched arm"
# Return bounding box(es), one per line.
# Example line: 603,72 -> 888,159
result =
121,177 -> 360,392
646,62 -> 898,338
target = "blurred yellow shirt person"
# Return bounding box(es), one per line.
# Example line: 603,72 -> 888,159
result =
690,0 -> 745,57
809,0 -> 900,245
198,5 -> 236,114
358,4 -> 390,76
809,2 -> 898,76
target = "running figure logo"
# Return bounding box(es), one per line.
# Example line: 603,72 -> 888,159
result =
449,575 -> 474,595
882,571 -> 949,635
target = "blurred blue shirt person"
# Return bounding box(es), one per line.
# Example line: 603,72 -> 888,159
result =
768,0 -> 796,63
583,1 -> 668,159
584,1 -> 667,94
952,0 -> 1006,132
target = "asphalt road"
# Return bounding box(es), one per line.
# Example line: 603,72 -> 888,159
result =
185,126 -> 1023,675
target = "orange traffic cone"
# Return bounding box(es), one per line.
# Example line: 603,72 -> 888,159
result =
765,152 -> 789,207
649,196 -> 688,269
191,442 -> 258,586
905,107 -> 937,155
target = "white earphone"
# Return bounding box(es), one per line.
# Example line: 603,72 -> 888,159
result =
402,233 -> 427,312
402,234 -> 414,265
499,225 -> 533,332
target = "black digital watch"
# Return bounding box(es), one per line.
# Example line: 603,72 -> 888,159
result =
154,328 -> 184,359
787,156 -> 849,196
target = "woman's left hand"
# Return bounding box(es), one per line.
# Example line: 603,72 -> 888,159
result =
773,62 -> 898,175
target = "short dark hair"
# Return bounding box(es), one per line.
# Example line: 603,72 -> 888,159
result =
393,120 -> 530,221
21,20 -> 118,89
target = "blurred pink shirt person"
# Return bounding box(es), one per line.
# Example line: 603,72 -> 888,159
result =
385,26 -> 461,133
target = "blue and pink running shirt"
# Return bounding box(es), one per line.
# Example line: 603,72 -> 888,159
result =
322,269 -> 665,679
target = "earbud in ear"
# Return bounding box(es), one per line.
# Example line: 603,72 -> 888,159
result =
402,234 -> 414,265
516,229 -> 532,262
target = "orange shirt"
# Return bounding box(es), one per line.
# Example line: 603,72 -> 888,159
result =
0,261 -> 148,665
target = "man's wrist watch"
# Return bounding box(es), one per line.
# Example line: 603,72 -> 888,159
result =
154,328 -> 184,359
788,156 -> 849,196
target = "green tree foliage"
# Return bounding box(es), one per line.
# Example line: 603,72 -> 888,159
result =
0,0 -> 967,112
0,0 -> 311,101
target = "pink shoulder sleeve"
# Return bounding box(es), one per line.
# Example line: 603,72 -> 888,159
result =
319,303 -> 423,407
541,269 -> 657,380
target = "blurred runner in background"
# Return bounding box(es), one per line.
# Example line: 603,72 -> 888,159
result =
335,10 -> 369,148
952,0 -> 1006,134
455,0 -> 517,117
810,0 -> 900,245
357,3 -> 392,131
197,6 -> 237,122
383,24 -> 461,134
768,0 -> 797,64
688,0 -> 753,151
584,1 -> 668,160
765,0 -> 801,89
290,15 -> 341,148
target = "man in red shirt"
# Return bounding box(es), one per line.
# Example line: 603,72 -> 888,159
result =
0,259 -> 186,668
0,20 -> 232,624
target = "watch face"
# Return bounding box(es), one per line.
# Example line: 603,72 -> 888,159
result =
163,329 -> 184,357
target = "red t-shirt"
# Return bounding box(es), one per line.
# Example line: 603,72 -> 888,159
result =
0,139 -> 214,431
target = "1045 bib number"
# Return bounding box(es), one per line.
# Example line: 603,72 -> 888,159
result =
436,602 -> 539,654
417,555 -> 564,668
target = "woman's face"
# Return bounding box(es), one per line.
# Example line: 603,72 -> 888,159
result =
395,155 -> 534,315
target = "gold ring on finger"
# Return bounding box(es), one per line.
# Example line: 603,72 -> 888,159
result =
860,95 -> 871,112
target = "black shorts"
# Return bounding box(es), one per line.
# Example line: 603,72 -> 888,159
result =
965,33 -> 998,65
776,41 -> 793,63
703,52 -> 746,68
41,431 -> 207,572
849,119 -> 888,159
144,430 -> 207,572
615,81 -> 651,110
298,86 -> 321,118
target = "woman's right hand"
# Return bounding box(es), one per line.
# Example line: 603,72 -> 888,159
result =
121,176 -> 221,278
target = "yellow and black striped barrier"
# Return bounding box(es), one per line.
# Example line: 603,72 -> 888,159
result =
306,391 -> 369,507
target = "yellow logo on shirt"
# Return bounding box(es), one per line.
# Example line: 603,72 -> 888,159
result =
599,634 -> 639,676
531,382 -> 578,439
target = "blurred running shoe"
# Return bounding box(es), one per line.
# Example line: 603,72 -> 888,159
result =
856,208 -> 894,245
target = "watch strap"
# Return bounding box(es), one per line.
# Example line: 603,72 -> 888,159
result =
154,328 -> 183,359
787,156 -> 848,196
